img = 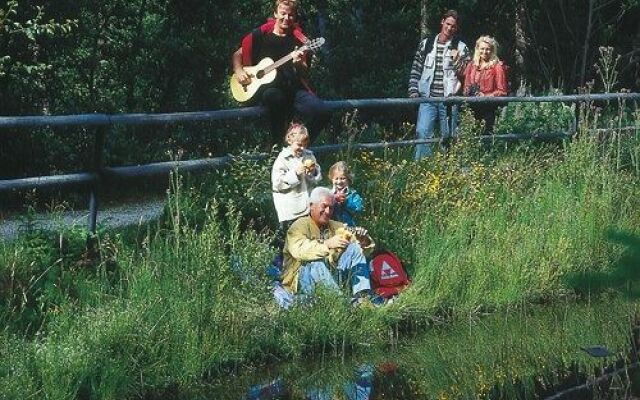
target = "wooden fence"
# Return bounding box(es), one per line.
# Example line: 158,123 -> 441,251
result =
1,93 -> 638,232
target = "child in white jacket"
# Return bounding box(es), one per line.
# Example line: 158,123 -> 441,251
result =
271,123 -> 322,247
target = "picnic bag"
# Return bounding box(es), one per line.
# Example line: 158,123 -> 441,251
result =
369,250 -> 410,298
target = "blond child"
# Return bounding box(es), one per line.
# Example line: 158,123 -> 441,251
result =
328,161 -> 363,227
271,123 -> 322,242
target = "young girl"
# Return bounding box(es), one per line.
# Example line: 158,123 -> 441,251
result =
271,123 -> 322,243
328,161 -> 363,227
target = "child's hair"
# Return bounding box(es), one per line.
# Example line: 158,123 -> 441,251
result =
328,161 -> 354,183
285,123 -> 309,145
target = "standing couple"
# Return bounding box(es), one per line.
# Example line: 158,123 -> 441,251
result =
409,10 -> 509,160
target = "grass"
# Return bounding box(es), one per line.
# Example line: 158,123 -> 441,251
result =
0,105 -> 639,399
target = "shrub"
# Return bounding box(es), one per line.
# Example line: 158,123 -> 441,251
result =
495,100 -> 574,135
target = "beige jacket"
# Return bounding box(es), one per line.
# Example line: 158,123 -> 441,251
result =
282,217 -> 374,293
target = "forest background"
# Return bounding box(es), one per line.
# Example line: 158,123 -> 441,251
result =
0,0 -> 639,181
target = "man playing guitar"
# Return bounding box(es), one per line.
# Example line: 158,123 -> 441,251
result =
232,0 -> 328,147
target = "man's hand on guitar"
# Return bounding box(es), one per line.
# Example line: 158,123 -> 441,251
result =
291,48 -> 304,65
234,67 -> 252,85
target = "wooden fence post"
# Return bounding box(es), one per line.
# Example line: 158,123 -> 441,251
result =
88,125 -> 108,235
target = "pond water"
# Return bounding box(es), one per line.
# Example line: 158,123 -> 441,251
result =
192,297 -> 639,399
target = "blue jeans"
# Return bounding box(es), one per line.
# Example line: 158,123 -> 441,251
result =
298,243 -> 371,297
414,102 -> 459,160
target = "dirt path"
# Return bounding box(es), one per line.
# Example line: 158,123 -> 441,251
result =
0,198 -> 166,241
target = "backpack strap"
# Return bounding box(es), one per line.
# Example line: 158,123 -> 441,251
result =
420,35 -> 461,66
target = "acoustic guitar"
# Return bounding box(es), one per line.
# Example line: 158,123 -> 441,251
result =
230,37 -> 325,104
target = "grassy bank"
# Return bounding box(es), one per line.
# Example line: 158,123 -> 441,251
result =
1,111 -> 639,398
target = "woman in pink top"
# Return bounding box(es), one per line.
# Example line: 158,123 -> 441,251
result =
463,36 -> 508,133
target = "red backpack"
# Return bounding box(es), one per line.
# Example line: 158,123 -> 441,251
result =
370,250 -> 410,299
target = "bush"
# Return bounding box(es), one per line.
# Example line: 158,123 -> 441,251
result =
494,100 -> 575,134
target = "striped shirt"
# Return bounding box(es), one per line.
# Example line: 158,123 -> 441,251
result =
429,42 -> 447,97
408,36 -> 468,98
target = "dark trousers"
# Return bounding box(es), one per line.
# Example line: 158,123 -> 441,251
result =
261,88 -> 330,146
470,104 -> 498,134
272,218 -> 296,252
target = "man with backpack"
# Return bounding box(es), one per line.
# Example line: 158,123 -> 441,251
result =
408,9 -> 469,160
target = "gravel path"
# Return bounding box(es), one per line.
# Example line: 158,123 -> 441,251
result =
0,198 -> 166,241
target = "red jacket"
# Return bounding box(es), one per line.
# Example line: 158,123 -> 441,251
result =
463,61 -> 508,97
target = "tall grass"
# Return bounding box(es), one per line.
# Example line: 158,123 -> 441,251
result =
354,112 -> 640,316
410,137 -> 634,310
0,105 -> 639,398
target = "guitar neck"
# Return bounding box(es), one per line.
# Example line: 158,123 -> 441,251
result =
262,51 -> 298,75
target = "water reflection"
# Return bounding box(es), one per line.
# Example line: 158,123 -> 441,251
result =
200,297 -> 639,399
245,363 -> 408,400
246,378 -> 286,399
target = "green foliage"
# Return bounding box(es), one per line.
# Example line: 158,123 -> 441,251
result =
209,152 -> 278,229
0,334 -> 38,399
0,215 -> 119,334
0,0 -> 76,79
411,170 -> 619,309
314,0 -> 417,99
2,2 -> 640,396
494,99 -> 575,134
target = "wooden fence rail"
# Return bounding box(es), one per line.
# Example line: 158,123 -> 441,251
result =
1,93 -> 638,233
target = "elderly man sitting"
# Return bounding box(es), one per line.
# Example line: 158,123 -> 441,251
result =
279,186 -> 378,305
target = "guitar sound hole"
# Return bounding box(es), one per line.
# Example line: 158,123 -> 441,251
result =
256,70 -> 264,79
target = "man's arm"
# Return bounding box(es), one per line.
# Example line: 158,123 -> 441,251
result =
453,42 -> 470,79
286,227 -> 330,262
232,47 -> 251,85
408,41 -> 425,98
292,48 -> 309,79
286,222 -> 349,262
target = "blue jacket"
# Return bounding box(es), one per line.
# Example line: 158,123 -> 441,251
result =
333,188 -> 364,227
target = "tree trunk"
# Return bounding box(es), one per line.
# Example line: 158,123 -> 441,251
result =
513,0 -> 528,95
125,0 -> 148,112
579,0 -> 595,87
420,0 -> 429,39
